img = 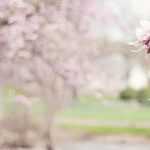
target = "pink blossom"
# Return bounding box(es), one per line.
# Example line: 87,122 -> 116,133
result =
136,20 -> 150,53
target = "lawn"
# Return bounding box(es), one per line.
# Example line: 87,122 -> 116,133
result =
57,99 -> 150,137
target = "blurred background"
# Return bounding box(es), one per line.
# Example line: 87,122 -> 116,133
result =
0,0 -> 150,150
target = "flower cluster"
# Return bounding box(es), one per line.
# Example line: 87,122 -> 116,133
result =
135,20 -> 150,53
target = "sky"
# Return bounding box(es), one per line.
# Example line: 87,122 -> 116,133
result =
85,0 -> 150,42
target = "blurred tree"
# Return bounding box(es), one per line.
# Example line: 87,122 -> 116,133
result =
0,0 -> 99,149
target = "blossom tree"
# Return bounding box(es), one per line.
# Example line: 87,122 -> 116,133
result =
0,0 -> 99,149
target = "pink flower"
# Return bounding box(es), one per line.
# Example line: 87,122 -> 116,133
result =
136,20 -> 150,53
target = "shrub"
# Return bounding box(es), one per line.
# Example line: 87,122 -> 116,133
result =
137,87 -> 150,104
120,87 -> 137,101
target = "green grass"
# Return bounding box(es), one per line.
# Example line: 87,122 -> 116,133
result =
60,102 -> 150,123
57,99 -> 150,137
61,124 -> 150,137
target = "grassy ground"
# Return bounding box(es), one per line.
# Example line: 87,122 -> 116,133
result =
60,124 -> 150,137
57,98 -> 150,137
2,88 -> 150,138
